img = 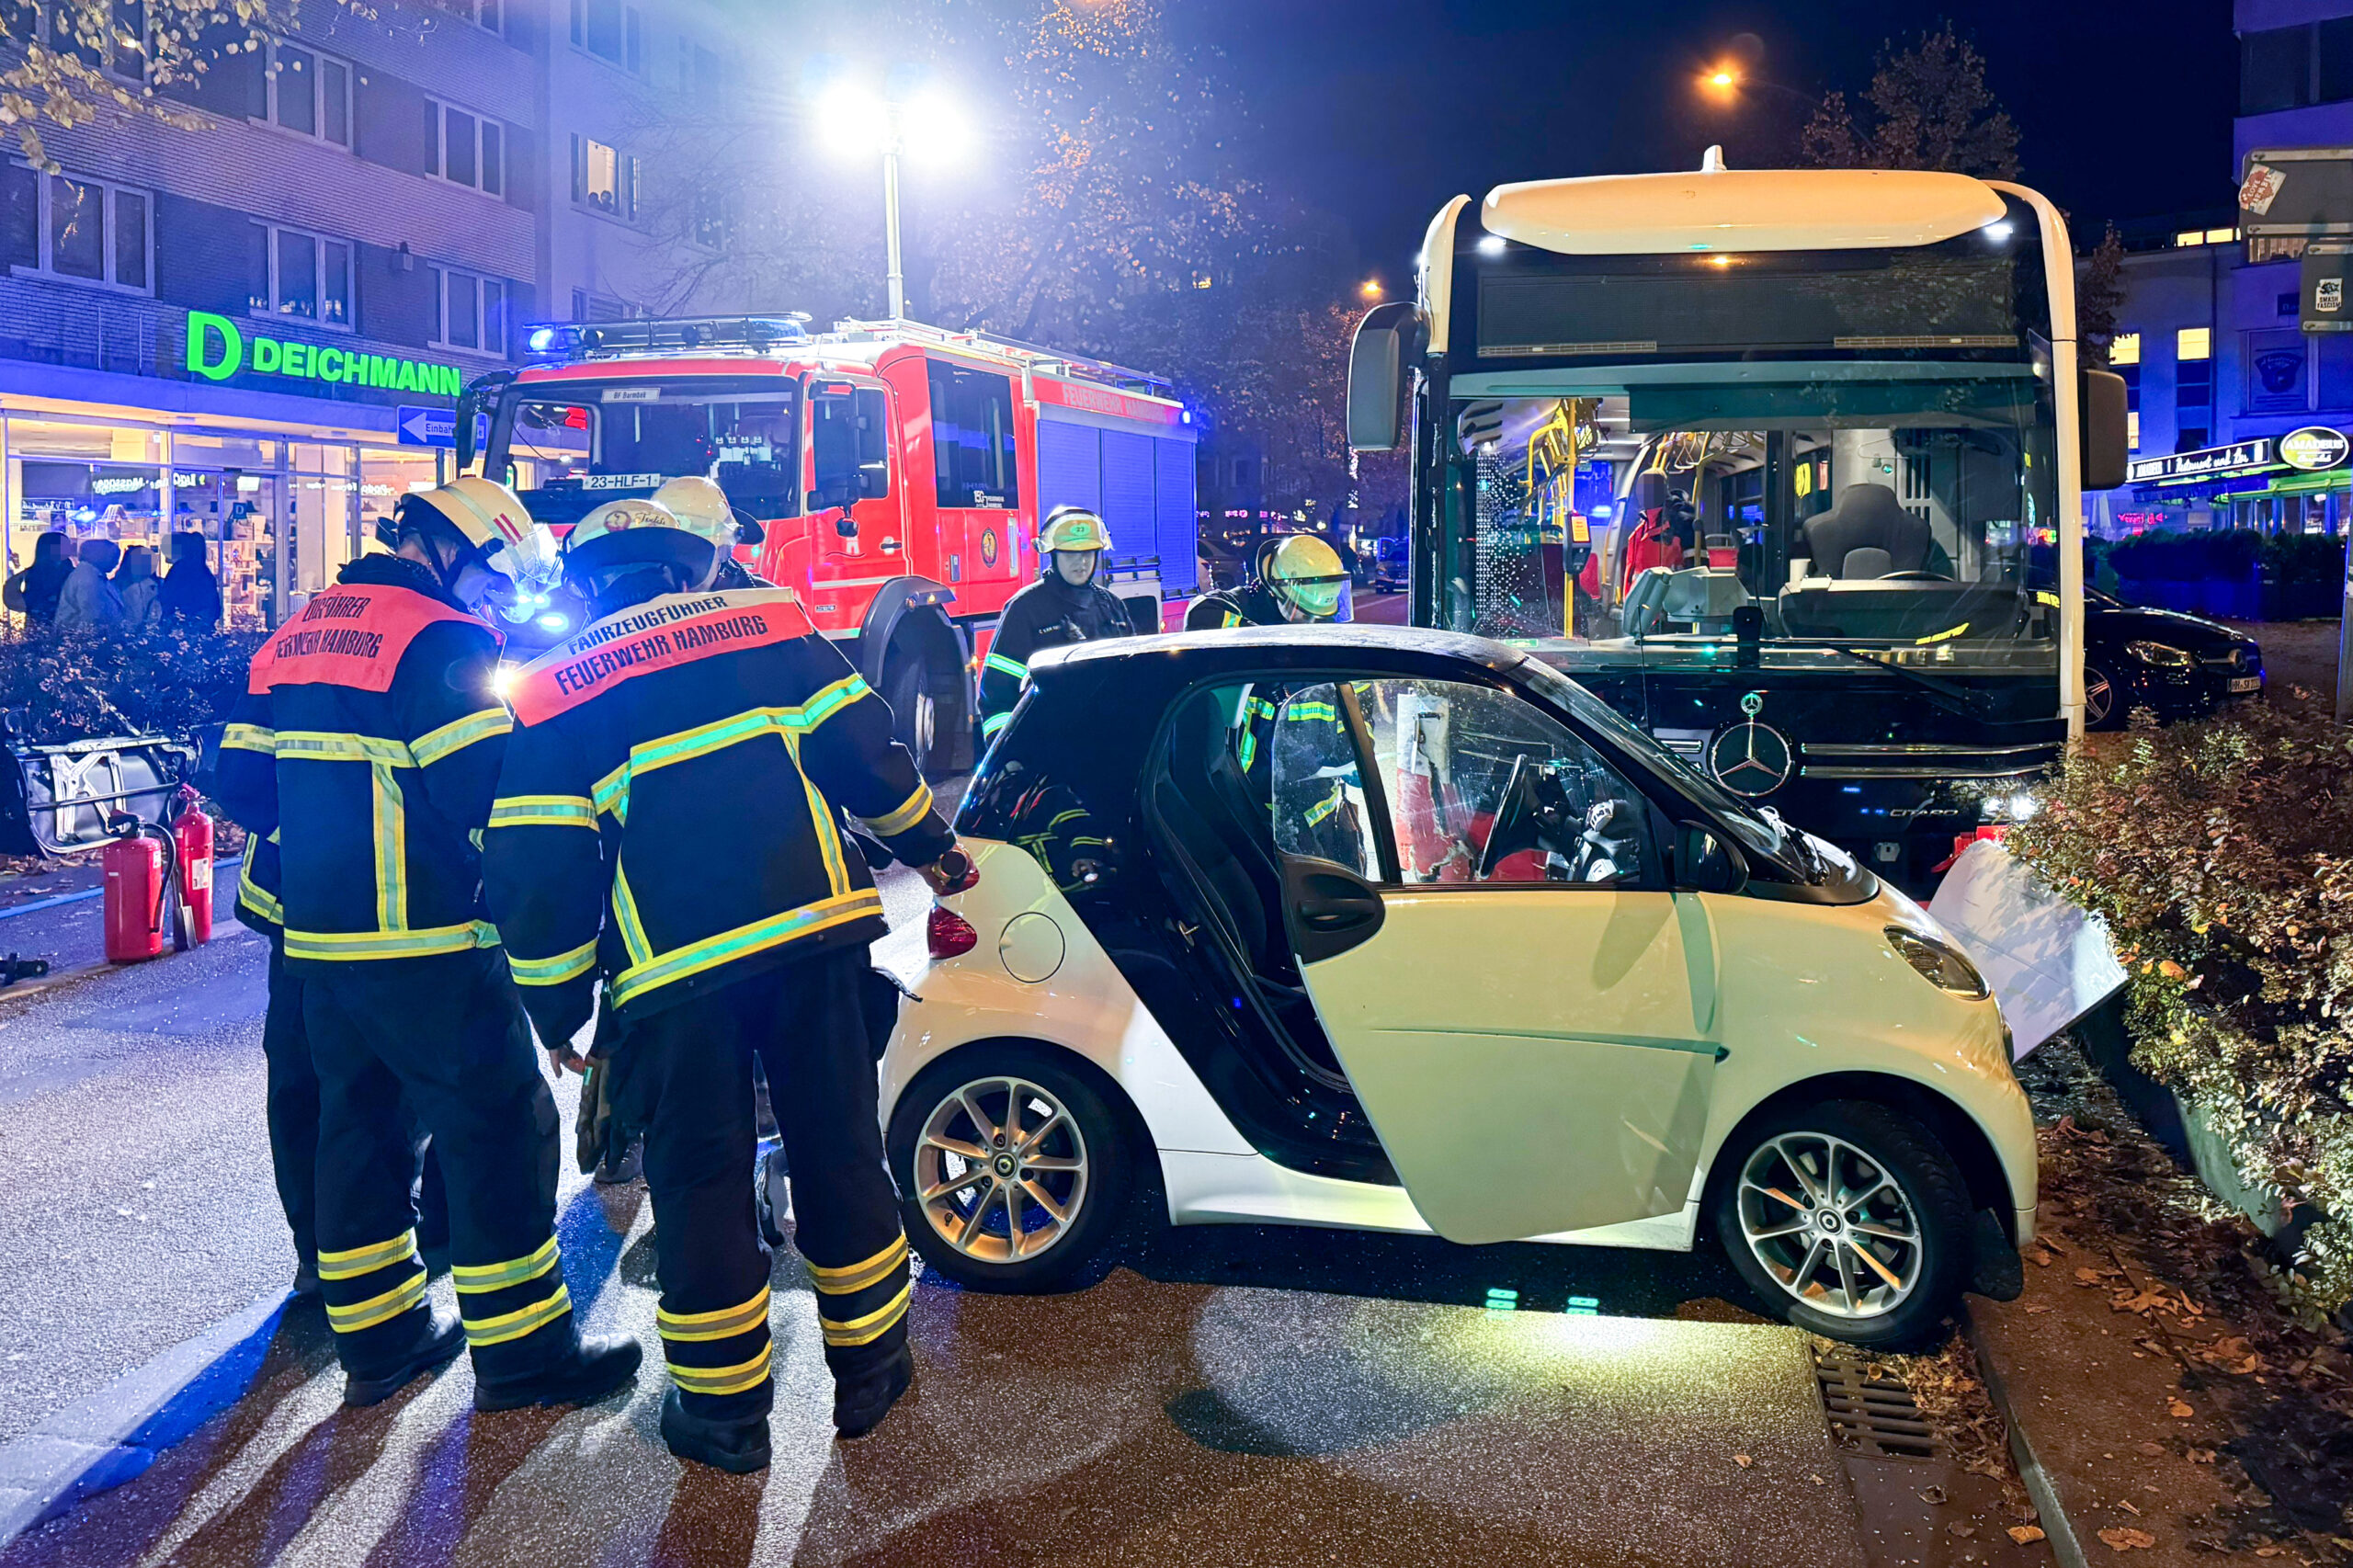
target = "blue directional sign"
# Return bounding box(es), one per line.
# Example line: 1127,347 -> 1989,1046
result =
395,406 -> 489,448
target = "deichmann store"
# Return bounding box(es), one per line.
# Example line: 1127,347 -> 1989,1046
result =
2113,426 -> 2353,534
1,312 -> 473,628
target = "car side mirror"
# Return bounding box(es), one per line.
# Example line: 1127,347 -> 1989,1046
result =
1346,301 -> 1425,453
2079,368 -> 2129,491
1676,822 -> 1749,894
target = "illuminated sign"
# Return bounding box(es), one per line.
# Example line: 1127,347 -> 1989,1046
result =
2279,426 -> 2350,471
184,312 -> 465,397
2127,438 -> 2278,486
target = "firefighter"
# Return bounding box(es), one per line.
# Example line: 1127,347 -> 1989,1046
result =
1185,533 -> 1351,630
483,498 -> 973,1471
653,475 -> 773,591
976,506 -> 1132,745
215,477 -> 640,1413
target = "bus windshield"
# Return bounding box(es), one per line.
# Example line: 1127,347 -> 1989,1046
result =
1433,219 -> 2061,665
486,376 -> 800,528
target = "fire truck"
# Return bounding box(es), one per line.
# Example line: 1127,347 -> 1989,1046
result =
456,315 -> 1200,778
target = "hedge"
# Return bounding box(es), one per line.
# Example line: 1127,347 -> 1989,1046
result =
2009,701 -> 2353,1319
2101,528 -> 2347,591
0,624 -> 265,745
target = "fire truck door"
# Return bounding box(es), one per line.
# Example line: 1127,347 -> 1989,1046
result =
809,380 -> 905,572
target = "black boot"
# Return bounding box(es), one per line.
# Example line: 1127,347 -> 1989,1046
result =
342,1309 -> 464,1407
473,1332 -> 642,1412
832,1342 -> 913,1440
660,1387 -> 772,1473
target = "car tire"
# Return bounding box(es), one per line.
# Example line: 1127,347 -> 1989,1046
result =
1710,1098 -> 1972,1351
887,1046 -> 1131,1293
2084,664 -> 2122,731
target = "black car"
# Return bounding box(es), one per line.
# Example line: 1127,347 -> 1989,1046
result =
2083,588 -> 2265,730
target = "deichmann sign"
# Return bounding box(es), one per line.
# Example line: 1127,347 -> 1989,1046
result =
2279,426 -> 2352,471
184,312 -> 465,397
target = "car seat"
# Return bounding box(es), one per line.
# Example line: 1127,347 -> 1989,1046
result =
1800,483 -> 1932,578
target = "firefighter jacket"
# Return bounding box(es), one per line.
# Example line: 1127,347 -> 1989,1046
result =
482,585 -> 952,1038
977,574 -> 1131,742
213,555 -> 511,969
1184,582 -> 1286,631
233,827 -> 283,940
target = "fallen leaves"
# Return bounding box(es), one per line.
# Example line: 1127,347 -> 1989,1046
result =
2166,1398 -> 2194,1418
1733,1454 -> 1752,1468
2008,1525 -> 2048,1545
2097,1526 -> 2157,1551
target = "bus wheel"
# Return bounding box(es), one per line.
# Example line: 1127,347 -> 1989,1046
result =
882,637 -> 968,780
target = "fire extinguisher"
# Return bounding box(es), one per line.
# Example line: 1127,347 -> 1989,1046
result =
172,788 -> 214,950
102,820 -> 174,964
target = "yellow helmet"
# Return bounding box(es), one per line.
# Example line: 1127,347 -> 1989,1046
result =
1266,534 -> 1348,620
388,475 -> 561,593
1040,506 -> 1113,553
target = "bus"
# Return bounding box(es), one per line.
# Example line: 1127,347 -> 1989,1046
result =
459,315 -> 1199,778
1347,155 -> 2128,888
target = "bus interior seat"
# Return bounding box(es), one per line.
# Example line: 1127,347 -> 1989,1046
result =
1840,546 -> 1895,580
1800,483 -> 1933,578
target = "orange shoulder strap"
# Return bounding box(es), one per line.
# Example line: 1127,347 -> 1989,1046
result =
247,584 -> 482,695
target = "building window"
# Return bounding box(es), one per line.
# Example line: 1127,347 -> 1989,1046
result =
425,99 -> 504,196
569,0 -> 642,72
2109,332 -> 2140,367
262,40 -> 352,148
427,0 -> 502,32
2242,19 -> 2353,111
2128,411 -> 2140,452
429,266 -> 507,356
2177,326 -> 2211,362
572,133 -> 638,220
252,224 -> 353,328
6,167 -> 153,293
572,288 -> 632,323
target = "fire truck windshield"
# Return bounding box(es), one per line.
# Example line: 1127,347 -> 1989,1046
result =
488,377 -> 800,527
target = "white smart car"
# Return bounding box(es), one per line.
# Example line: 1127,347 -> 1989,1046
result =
881,626 -> 2034,1347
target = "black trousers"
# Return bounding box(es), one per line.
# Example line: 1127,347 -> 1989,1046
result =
262,943 -> 449,1268
613,946 -> 909,1423
303,947 -> 572,1385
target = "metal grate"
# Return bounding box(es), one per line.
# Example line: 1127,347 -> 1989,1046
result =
1815,1347 -> 1940,1462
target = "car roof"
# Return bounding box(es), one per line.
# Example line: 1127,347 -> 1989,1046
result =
1028,623 -> 1529,685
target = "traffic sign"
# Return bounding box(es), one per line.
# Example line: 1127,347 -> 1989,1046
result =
395,405 -> 488,448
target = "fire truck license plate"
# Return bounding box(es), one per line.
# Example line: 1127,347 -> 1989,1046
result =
580,473 -> 667,491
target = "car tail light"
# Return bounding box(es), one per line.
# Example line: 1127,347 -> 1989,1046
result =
927,904 -> 979,960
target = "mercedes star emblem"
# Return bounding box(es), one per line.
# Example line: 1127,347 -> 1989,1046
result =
1707,717 -> 1793,797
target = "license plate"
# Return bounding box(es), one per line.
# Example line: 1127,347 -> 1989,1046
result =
2229,676 -> 2261,693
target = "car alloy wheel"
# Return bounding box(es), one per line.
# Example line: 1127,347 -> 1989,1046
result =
912,1075 -> 1090,1266
1735,1131 -> 1925,1321
2084,665 -> 2117,729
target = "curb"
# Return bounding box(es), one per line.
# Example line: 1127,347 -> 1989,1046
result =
0,1288 -> 292,1548
1960,1301 -> 2088,1568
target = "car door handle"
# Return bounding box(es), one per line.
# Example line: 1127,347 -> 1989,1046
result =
1301,896 -> 1382,930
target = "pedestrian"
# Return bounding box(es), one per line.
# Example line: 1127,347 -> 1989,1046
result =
116,544 -> 160,630
54,539 -> 126,631
483,497 -> 973,1471
213,476 -> 639,1412
976,506 -> 1132,745
158,532 -> 222,628
4,530 -> 72,625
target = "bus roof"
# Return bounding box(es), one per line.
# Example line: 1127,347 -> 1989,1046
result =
1480,166 -> 2010,256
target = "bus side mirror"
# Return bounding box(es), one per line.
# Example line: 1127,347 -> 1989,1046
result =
1347,301 -> 1425,453
2079,369 -> 2129,491
1676,822 -> 1749,894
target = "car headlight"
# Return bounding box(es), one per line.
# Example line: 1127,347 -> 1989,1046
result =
2124,639 -> 2193,668
1885,927 -> 1990,999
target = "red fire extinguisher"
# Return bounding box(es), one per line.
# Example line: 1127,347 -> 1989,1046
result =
100,788 -> 214,964
174,790 -> 214,949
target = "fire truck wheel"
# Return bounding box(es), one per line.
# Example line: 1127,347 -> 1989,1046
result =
882,643 -> 965,780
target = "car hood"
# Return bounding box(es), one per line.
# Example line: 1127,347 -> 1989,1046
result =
2090,604 -> 2253,653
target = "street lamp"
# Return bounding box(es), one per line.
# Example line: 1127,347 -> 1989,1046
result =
816,77 -> 966,322
1359,278 -> 1383,300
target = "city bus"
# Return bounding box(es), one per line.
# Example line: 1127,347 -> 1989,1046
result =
1348,155 -> 2129,888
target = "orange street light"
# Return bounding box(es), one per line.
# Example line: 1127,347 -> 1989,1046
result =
1702,65 -> 1740,97
1359,278 -> 1383,299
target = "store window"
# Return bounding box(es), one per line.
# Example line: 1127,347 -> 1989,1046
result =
426,99 -> 504,195
4,167 -> 153,292
290,447 -> 359,600
429,265 -> 508,356
358,449 -> 441,547
572,134 -> 638,219
252,224 -> 354,327
262,40 -> 352,148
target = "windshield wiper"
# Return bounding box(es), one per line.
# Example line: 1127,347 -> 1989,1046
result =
1757,804 -> 1827,883
1801,642 -> 1991,721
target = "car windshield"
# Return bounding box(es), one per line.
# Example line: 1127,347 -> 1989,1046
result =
486,376 -> 799,527
1507,654 -> 1816,877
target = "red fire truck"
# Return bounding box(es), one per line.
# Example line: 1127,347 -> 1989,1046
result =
457,315 -> 1199,778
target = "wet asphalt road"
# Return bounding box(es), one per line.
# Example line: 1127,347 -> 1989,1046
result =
0,858 -> 1868,1567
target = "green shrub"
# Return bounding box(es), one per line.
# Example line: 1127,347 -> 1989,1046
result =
2259,529 -> 2347,591
2008,702 -> 2353,1318
0,624 -> 264,744
2105,528 -> 2265,584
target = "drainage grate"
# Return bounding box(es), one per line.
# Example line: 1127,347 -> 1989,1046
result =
1815,1347 -> 1940,1462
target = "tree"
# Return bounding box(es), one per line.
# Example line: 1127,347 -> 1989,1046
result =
0,2 -> 296,174
1797,28 -> 2020,180
2078,222 -> 2126,369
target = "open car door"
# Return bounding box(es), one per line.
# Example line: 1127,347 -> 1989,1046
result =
1265,676 -> 1721,1245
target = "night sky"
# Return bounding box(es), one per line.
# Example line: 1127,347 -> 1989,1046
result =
1170,0 -> 2238,280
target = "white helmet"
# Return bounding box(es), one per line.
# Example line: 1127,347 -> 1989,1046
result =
652,476 -> 738,551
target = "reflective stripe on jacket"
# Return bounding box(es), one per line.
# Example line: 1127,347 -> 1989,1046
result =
212,560 -> 510,967
976,576 -> 1131,741
483,586 -> 952,1029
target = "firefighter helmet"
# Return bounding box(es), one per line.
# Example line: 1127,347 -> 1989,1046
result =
562,498 -> 716,582
1039,506 -> 1112,554
385,475 -> 561,594
1265,534 -> 1348,620
651,476 -> 740,551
